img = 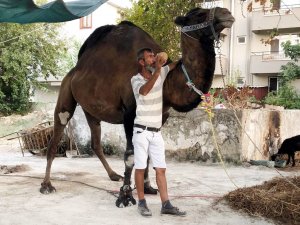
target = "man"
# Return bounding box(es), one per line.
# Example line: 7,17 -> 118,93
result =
131,48 -> 186,217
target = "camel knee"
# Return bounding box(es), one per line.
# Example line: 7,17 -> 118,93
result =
58,111 -> 70,125
124,149 -> 134,168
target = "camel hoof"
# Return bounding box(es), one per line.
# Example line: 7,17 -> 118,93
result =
144,185 -> 158,195
115,185 -> 136,208
40,182 -> 56,194
110,173 -> 123,182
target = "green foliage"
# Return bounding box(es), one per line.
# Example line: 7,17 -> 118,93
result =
0,23 -> 67,115
119,0 -> 198,59
279,62 -> 300,86
264,42 -> 300,109
264,85 -> 300,109
282,41 -> 300,62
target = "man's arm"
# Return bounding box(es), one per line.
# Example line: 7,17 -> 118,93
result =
139,54 -> 166,96
139,68 -> 161,96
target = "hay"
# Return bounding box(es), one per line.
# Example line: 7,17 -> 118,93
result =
223,176 -> 300,224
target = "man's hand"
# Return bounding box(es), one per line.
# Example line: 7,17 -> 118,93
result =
156,52 -> 168,68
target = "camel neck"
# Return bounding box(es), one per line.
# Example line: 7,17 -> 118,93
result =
180,34 -> 215,92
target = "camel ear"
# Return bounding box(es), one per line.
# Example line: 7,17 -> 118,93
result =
174,16 -> 187,26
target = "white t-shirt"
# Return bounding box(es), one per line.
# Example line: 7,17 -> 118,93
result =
131,66 -> 170,128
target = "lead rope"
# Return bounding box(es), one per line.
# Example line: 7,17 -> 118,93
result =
181,62 -> 238,188
180,6 -> 299,190
184,39 -> 299,190
216,40 -> 300,190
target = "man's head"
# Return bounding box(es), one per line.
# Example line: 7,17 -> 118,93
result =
137,48 -> 156,73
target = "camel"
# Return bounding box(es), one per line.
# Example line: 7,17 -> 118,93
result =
40,7 -> 235,207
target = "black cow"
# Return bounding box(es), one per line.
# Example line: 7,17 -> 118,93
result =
271,135 -> 300,167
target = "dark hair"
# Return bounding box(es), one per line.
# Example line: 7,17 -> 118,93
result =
137,47 -> 153,61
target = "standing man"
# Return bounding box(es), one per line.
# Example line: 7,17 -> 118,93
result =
131,48 -> 186,217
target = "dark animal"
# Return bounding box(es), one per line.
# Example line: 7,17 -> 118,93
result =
271,135 -> 300,167
39,7 -> 235,207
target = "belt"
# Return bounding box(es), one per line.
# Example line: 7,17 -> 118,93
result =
134,124 -> 160,132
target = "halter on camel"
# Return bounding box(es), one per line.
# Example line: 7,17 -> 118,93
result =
180,7 -> 219,99
181,7 -> 219,41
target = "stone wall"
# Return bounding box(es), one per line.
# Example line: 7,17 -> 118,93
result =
70,106 -> 300,163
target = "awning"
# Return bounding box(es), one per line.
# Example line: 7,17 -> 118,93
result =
0,0 -> 108,24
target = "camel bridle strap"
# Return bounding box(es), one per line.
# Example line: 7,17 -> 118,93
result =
181,21 -> 210,32
181,63 -> 204,96
181,7 -> 219,41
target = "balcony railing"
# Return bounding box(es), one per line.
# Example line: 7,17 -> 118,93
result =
250,51 -> 299,74
261,52 -> 290,61
251,5 -> 300,33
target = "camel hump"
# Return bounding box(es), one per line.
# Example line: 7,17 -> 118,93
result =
78,21 -> 139,59
78,24 -> 116,59
118,20 -> 136,27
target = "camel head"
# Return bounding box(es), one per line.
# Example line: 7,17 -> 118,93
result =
175,7 -> 235,40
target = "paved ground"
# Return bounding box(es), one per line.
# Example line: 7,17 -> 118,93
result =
0,141 -> 298,225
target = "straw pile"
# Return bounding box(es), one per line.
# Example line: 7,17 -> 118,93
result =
223,176 -> 300,225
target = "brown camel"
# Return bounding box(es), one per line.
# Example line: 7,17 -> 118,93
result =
40,7 -> 234,207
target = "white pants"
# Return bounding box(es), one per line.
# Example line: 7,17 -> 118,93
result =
132,127 -> 166,169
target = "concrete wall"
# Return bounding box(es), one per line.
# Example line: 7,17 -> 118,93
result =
70,106 -> 300,163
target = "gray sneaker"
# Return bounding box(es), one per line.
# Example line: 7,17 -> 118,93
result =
161,206 -> 186,216
138,204 -> 152,217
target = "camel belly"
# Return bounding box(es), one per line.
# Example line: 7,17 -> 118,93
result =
71,84 -> 125,123
79,101 -> 124,124
70,66 -> 134,124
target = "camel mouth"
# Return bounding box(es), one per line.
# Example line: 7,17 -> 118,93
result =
216,17 -> 235,29
221,20 -> 235,28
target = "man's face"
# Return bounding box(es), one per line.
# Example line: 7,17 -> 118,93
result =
142,51 -> 156,72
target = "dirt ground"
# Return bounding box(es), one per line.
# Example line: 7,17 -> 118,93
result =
0,140 -> 299,225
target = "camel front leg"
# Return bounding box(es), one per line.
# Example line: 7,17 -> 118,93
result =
84,111 -> 122,181
116,110 -> 136,207
116,148 -> 136,207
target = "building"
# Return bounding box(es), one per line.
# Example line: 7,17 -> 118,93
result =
207,0 -> 300,99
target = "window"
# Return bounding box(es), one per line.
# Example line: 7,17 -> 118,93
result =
270,39 -> 279,52
80,14 -> 92,29
269,77 -> 278,92
277,34 -> 299,52
237,36 -> 246,44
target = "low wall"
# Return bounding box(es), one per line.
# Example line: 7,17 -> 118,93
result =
70,106 -> 300,163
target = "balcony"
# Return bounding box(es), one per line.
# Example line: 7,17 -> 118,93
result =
250,51 -> 300,74
214,54 -> 228,76
251,5 -> 300,34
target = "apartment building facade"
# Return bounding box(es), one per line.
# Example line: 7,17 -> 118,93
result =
206,0 -> 300,99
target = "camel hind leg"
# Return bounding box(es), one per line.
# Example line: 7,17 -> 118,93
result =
40,73 -> 77,194
83,110 -> 123,181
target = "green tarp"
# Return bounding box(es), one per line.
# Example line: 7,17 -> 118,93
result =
0,0 -> 108,24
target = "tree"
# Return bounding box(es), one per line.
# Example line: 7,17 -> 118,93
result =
264,42 -> 300,109
120,0 -> 199,59
0,22 -> 68,115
